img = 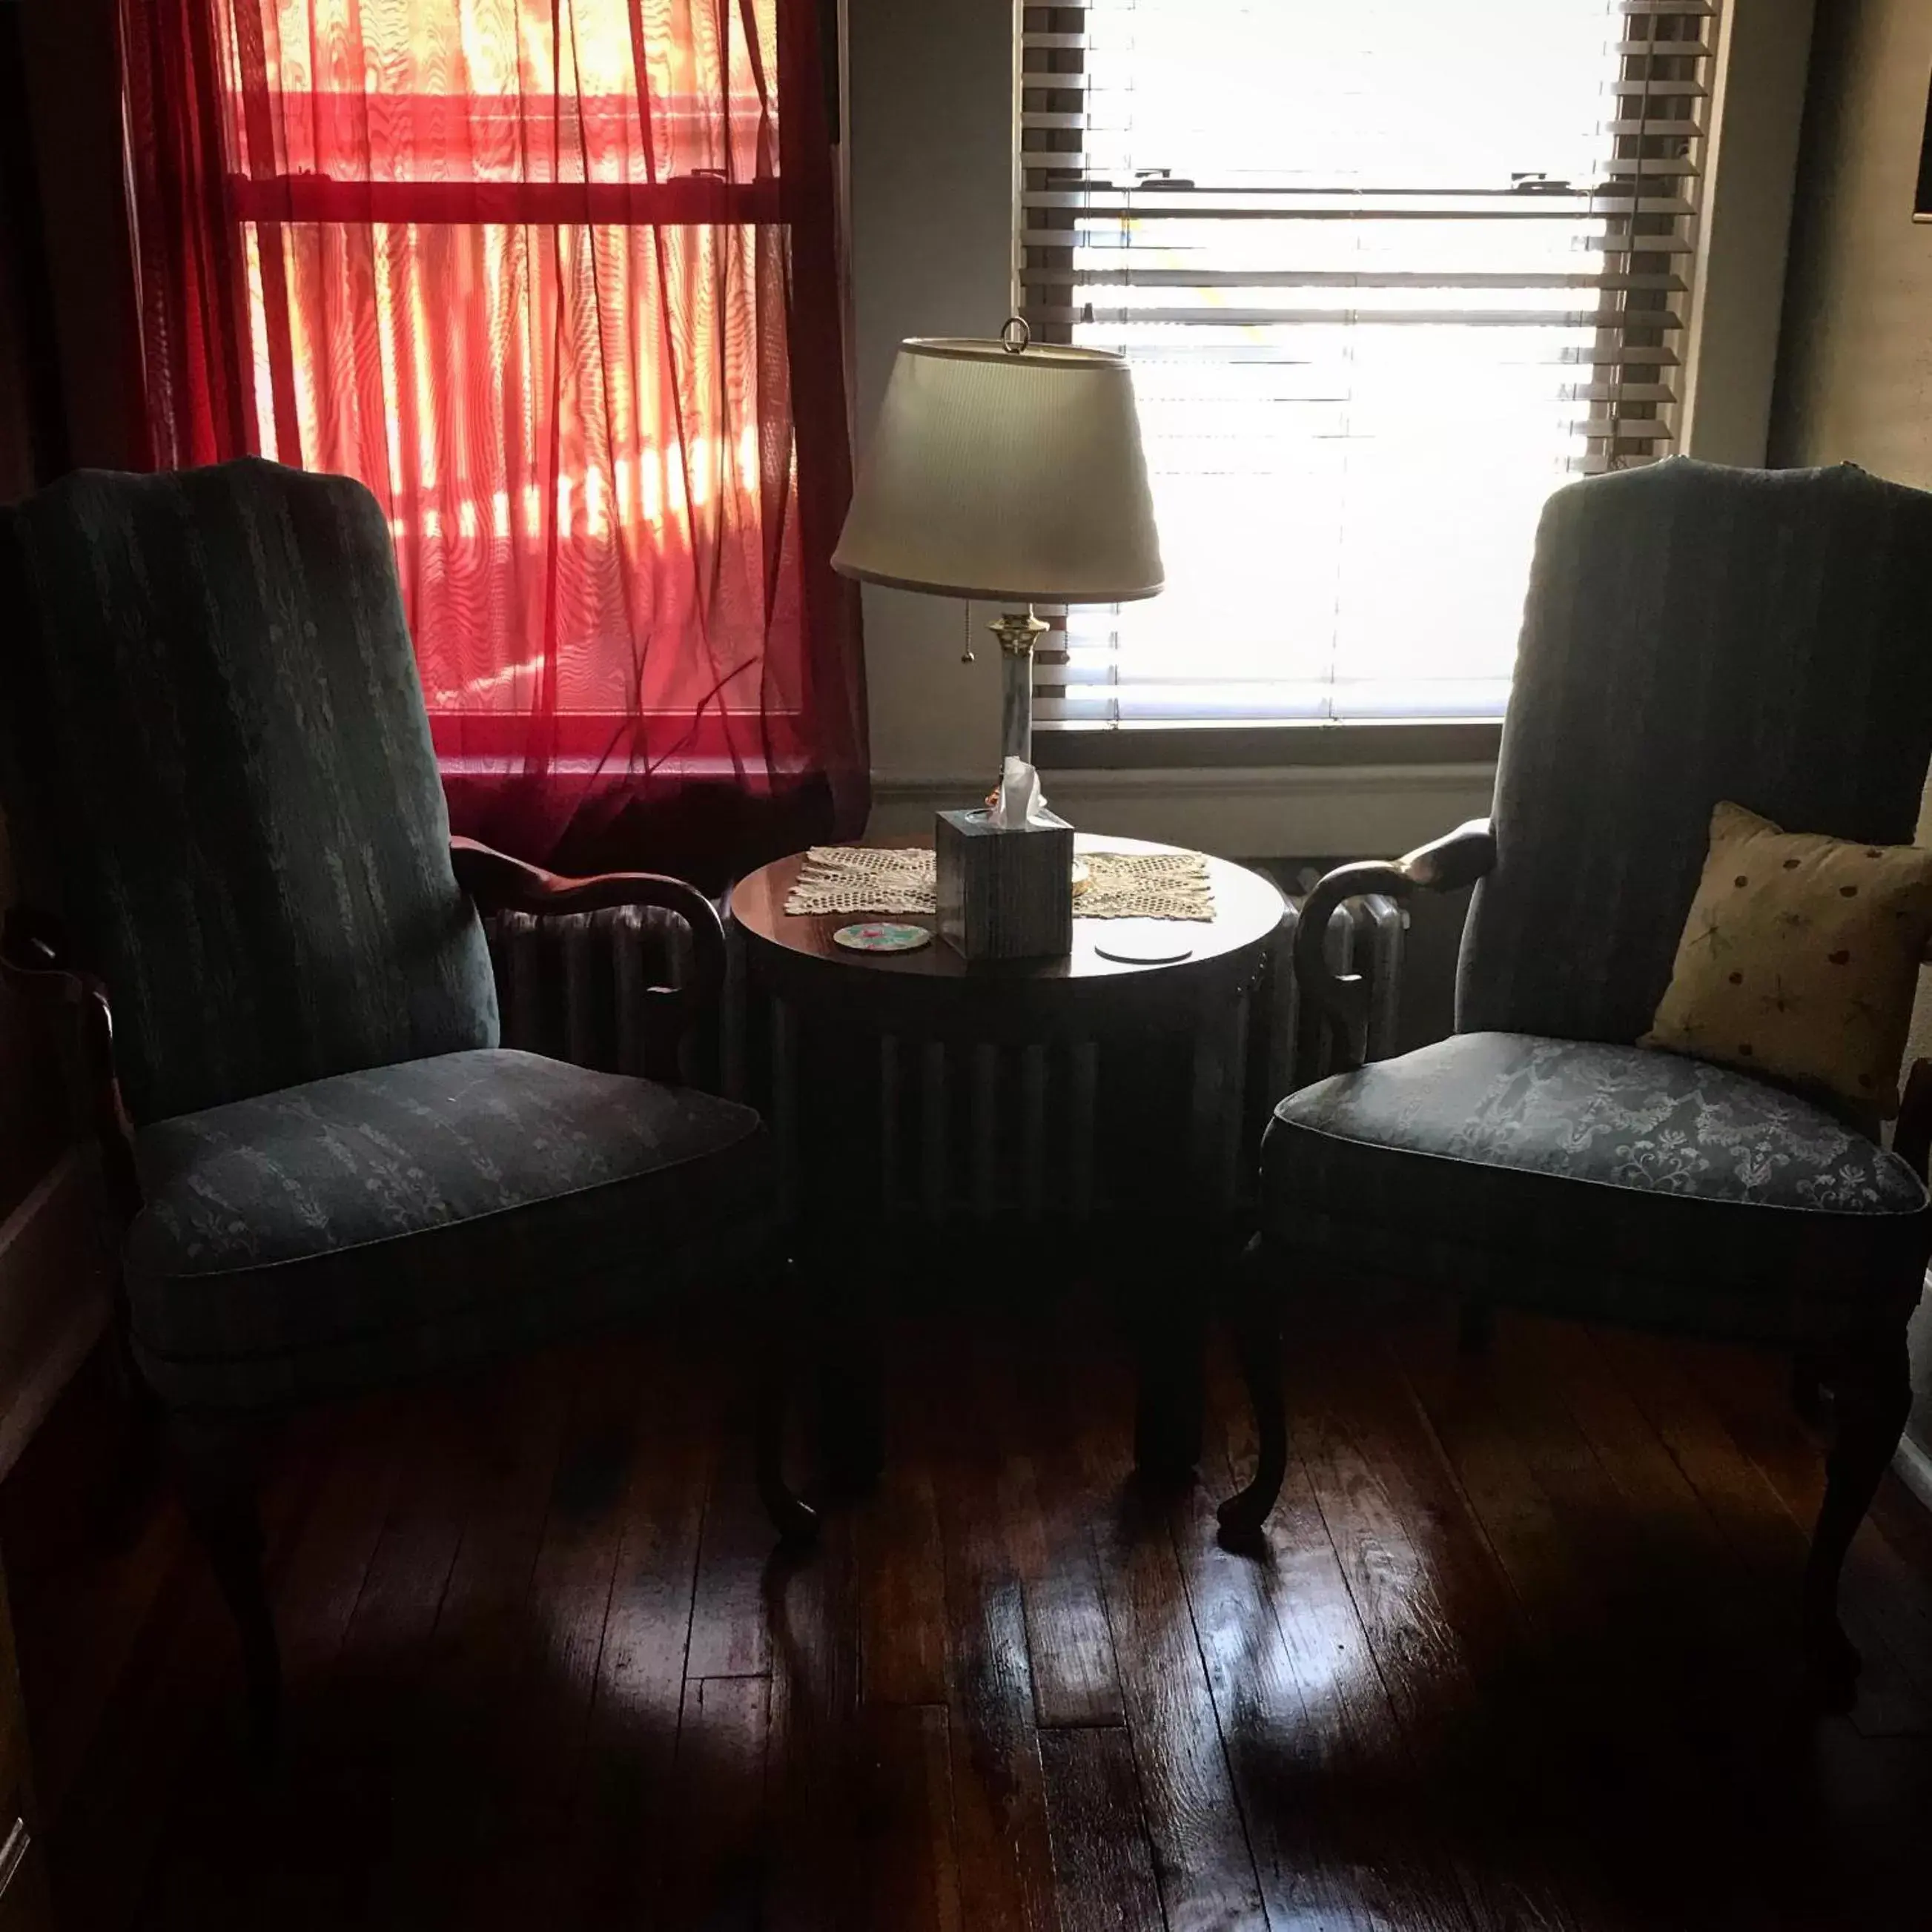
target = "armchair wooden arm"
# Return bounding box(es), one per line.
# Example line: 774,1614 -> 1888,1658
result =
1294,818 -> 1498,1076
0,908 -> 143,1223
449,836 -> 729,1086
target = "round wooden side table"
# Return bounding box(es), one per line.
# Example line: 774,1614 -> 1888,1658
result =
732,833 -> 1286,1214
729,833 -> 1287,1482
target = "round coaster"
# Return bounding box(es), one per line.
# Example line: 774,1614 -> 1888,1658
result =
1094,927 -> 1194,965
833,921 -> 933,954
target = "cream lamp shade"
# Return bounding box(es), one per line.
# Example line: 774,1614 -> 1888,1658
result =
832,337 -> 1163,603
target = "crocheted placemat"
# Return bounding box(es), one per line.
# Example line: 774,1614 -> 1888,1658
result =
782,845 -> 1215,921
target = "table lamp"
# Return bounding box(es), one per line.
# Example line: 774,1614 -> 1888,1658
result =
832,322 -> 1162,766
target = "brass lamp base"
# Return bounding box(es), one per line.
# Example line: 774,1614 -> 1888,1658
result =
989,608 -> 1049,766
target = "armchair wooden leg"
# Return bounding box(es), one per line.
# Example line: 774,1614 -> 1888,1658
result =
170,1414 -> 280,1754
1802,1328 -> 1911,1698
757,1258 -> 819,1549
1216,1236 -> 1288,1549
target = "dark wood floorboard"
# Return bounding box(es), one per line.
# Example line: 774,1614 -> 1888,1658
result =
1008,1338 -> 1126,1731
1188,1342 -> 1472,1932
669,1674 -> 771,1932
1077,1415 -> 1266,1932
563,1347 -> 709,1927
1039,1724 -> 1168,1932
857,1324 -> 950,1709
13,1297 -> 1932,1931
933,1329 -> 1062,1932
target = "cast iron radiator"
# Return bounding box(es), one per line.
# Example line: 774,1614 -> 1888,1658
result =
739,879 -> 1406,1229
1274,866 -> 1406,1081
483,881 -> 1405,1226
481,906 -> 701,1080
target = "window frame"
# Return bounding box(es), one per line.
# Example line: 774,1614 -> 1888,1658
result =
1033,718 -> 1503,773
219,41 -> 797,747
1013,0 -> 1722,766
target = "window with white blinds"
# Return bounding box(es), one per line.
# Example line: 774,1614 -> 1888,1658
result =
1016,0 -> 1717,729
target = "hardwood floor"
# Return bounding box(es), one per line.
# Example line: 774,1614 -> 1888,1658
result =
9,1293 -> 1932,1932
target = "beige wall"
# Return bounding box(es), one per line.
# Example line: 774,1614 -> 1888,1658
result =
846,0 -> 1018,814
1776,0 -> 1932,487
1683,0 -> 1819,466
1776,0 -> 1932,1045
1774,0 -> 1932,1468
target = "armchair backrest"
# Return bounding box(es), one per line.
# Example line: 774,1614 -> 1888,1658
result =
0,458 -> 498,1125
1458,458 -> 1932,1047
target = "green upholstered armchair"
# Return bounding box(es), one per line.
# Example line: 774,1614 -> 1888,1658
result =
1220,459 -> 1932,1698
0,457 -> 813,1738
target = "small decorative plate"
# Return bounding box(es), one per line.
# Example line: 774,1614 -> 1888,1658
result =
833,921 -> 933,953
1094,929 -> 1194,965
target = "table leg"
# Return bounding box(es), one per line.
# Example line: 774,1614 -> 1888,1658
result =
1188,984 -> 1249,1215
812,1236 -> 885,1495
1130,1225 -> 1208,1482
1019,1044 -> 1047,1224
921,1040 -> 950,1223
1134,985 -> 1251,1481
971,1043 -> 1000,1220
1069,1040 -> 1098,1222
880,1033 -> 902,1220
771,996 -> 798,1227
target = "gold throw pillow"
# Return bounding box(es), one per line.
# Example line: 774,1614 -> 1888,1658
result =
1641,802 -> 1932,1117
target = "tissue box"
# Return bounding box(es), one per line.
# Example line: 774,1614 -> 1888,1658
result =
935,807 -> 1075,960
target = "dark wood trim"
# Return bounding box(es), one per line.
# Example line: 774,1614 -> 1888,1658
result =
450,835 -> 728,1085
0,0 -> 67,491
1896,1057 -> 1932,1179
0,910 -> 141,1229
1033,720 -> 1503,772
1918,59 -> 1932,220
1291,820 -> 1495,1075
14,0 -> 146,472
228,174 -> 783,227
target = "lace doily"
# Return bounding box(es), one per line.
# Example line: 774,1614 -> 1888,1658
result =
783,845 -> 1215,921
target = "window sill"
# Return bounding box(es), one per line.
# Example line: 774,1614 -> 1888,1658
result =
1033,720 -> 1503,772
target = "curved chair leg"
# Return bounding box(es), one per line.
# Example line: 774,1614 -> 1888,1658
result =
1216,1236 -> 1287,1549
1802,1328 -> 1911,1698
170,1414 -> 281,1755
757,1258 -> 820,1549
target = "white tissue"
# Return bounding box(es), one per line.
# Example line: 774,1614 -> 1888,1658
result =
991,756 -> 1051,829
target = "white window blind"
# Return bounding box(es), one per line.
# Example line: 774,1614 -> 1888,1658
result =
1016,0 -> 1717,728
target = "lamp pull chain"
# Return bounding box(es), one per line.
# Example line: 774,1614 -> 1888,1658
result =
961,601 -> 975,664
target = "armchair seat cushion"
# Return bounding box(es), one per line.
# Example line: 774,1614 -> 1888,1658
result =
125,1048 -> 770,1409
1260,1033 -> 1930,1343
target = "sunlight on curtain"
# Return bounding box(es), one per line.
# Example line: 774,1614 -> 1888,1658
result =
219,1 -> 794,747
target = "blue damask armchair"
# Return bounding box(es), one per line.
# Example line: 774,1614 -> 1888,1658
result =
1220,459 -> 1932,1697
0,457 -> 814,1739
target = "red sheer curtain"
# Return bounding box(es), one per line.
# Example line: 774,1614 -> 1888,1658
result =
119,0 -> 867,886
